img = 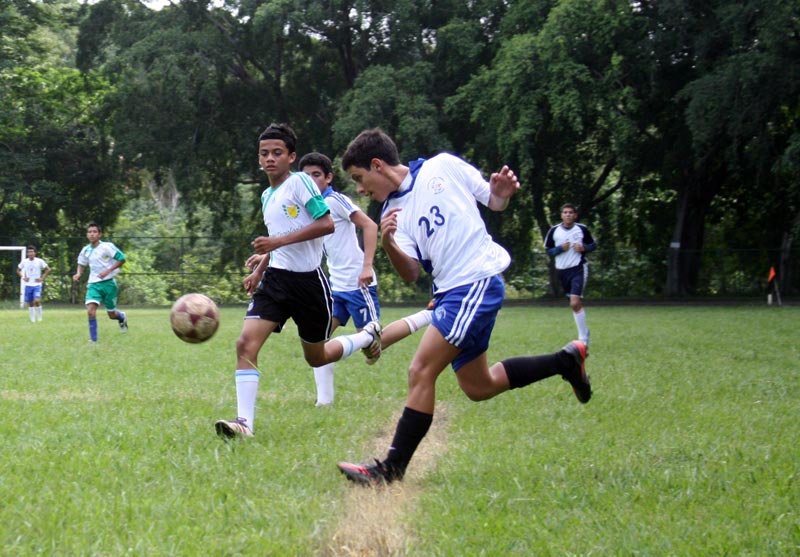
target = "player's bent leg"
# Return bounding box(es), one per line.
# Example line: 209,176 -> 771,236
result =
456,353 -> 511,401
303,340 -> 329,368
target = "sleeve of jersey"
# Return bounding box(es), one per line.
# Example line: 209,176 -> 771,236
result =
581,226 -> 596,249
77,249 -> 87,266
328,193 -> 356,221
306,195 -> 331,220
113,246 -> 126,261
448,154 -> 491,206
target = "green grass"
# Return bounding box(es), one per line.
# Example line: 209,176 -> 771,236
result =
0,305 -> 797,556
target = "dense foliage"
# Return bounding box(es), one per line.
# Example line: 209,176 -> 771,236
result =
2,0 -> 798,300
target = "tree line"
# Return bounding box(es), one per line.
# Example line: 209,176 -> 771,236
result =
2,0 -> 798,299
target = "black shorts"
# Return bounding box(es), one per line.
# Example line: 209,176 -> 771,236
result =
246,267 -> 333,343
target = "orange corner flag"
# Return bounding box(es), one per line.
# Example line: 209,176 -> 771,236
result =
768,266 -> 776,282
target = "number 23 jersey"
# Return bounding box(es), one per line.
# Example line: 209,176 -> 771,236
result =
383,153 -> 511,294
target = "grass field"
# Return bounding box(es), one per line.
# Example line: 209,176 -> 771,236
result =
0,304 -> 797,556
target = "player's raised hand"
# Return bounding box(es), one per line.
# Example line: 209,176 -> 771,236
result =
380,207 -> 402,246
489,166 -> 520,199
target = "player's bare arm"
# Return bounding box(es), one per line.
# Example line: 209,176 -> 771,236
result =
251,214 -> 334,255
243,252 -> 269,296
488,165 -> 520,211
351,210 -> 378,287
98,259 -> 125,280
380,207 -> 419,282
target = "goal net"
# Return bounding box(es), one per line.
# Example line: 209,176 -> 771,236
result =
0,246 -> 27,307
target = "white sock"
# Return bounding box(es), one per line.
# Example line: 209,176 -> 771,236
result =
402,309 -> 433,333
573,309 -> 589,342
313,363 -> 335,406
331,330 -> 373,360
36,306 -> 42,321
29,307 -> 35,322
234,369 -> 260,432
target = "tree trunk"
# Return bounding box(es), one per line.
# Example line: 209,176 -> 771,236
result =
665,163 -> 724,296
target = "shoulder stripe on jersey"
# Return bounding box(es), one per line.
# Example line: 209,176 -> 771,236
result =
294,171 -> 321,196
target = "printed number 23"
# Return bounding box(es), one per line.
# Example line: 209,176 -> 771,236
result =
418,206 -> 445,237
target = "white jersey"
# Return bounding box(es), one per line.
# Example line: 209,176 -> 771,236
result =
261,171 -> 330,273
543,223 -> 595,269
382,153 -> 511,294
321,186 -> 377,292
18,257 -> 50,286
77,241 -> 125,283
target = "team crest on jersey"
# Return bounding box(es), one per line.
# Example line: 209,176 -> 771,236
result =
427,177 -> 445,195
282,204 -> 300,219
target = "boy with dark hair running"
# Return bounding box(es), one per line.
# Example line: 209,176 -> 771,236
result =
336,129 -> 591,485
214,123 -> 381,438
544,203 -> 596,348
298,151 -> 381,406
73,222 -> 128,343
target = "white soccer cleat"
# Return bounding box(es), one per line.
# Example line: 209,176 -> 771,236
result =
214,418 -> 254,439
361,321 -> 383,365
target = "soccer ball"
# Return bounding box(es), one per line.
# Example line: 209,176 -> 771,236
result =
170,293 -> 220,343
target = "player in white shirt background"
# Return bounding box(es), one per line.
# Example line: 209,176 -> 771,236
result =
17,245 -> 51,322
298,152 -> 436,406
544,203 -> 597,347
298,152 -> 380,407
336,128 -> 592,485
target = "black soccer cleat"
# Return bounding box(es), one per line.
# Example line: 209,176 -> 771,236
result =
337,459 -> 399,486
560,340 -> 591,403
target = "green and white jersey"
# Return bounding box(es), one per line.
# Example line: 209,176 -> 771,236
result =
77,241 -> 126,283
261,171 -> 331,272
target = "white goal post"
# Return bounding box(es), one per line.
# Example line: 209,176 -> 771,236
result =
1,246 -> 27,308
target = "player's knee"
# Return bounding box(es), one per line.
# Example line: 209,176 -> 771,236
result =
304,353 -> 326,368
235,336 -> 257,359
461,384 -> 494,402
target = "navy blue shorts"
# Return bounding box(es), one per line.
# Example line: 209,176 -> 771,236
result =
558,264 -> 588,297
431,274 -> 505,371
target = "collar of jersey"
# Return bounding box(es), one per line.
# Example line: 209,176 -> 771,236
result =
383,158 -> 425,214
321,185 -> 335,198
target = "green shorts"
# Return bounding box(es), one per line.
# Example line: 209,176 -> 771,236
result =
85,279 -> 119,310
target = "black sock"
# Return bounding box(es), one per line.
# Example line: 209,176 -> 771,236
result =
503,353 -> 563,389
383,406 -> 433,479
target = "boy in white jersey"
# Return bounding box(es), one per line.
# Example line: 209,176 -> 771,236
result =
298,152 -> 380,406
336,129 -> 592,485
72,222 -> 128,343
17,245 -> 51,322
544,203 -> 597,347
296,152 -> 437,405
214,124 -> 382,439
